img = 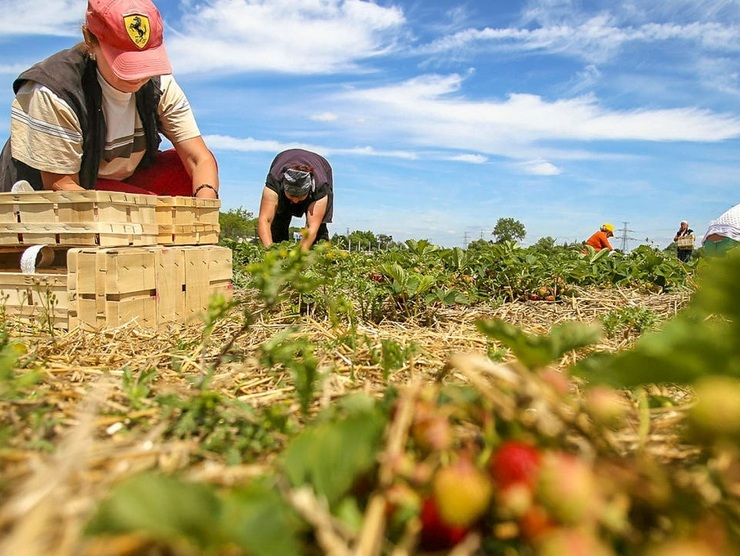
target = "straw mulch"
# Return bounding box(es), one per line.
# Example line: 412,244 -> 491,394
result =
0,285 -> 693,555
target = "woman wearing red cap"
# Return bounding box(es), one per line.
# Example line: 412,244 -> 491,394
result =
0,0 -> 218,200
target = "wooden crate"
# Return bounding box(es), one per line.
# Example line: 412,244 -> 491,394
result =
0,190 -> 159,247
0,271 -> 69,329
67,245 -> 233,330
156,197 -> 221,245
0,245 -> 233,330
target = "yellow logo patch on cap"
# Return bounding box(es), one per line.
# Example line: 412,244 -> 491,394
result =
124,14 -> 151,49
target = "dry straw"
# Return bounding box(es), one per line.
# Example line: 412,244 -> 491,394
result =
0,285 -> 693,555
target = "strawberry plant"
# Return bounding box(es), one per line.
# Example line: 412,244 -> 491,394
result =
6,234 -> 737,556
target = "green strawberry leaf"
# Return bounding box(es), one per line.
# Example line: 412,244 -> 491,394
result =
476,319 -> 601,370
85,472 -> 222,547
280,394 -> 386,508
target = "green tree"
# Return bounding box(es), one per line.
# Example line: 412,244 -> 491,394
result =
331,233 -> 348,249
219,207 -> 257,241
492,218 -> 526,244
466,238 -> 492,251
534,236 -> 556,250
377,234 -> 393,250
348,230 -> 378,251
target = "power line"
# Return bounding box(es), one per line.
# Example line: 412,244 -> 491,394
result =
618,221 -> 637,252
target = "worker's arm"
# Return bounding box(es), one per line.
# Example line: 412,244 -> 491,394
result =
257,187 -> 279,248
173,136 -> 219,198
300,196 -> 328,251
40,171 -> 84,191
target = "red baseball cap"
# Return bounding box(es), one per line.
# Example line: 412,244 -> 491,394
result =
86,0 -> 172,81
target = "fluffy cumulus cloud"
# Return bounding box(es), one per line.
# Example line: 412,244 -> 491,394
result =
166,0 -> 406,74
329,73 -> 740,158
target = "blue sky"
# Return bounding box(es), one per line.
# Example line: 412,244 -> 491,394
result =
1,0 -> 739,249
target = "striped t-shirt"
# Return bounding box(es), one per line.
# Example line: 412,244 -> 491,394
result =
10,72 -> 200,181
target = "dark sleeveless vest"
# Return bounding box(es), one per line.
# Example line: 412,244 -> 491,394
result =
0,44 -> 162,192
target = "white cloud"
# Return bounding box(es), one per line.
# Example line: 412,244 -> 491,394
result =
519,160 -> 563,175
419,14 -> 740,64
447,154 -> 488,164
330,145 -> 417,159
166,0 -> 406,75
0,63 -> 33,76
333,73 -> 740,156
203,135 -> 285,152
310,112 -> 339,122
205,135 -> 419,160
0,0 -> 82,37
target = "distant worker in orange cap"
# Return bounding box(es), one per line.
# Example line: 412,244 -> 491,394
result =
584,223 -> 615,252
0,0 -> 218,200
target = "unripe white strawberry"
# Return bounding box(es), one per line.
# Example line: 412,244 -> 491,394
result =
497,482 -> 534,518
643,539 -> 717,556
540,368 -> 572,395
584,387 -> 630,427
536,452 -> 599,525
687,377 -> 740,442
535,527 -> 615,556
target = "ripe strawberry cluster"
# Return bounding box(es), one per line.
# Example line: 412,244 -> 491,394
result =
415,440 -> 618,554
383,386 -> 734,555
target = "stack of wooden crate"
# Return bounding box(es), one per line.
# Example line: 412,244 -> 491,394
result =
0,190 -> 232,330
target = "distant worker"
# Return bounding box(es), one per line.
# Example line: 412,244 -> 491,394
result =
258,148 -> 334,251
673,220 -> 695,262
702,203 -> 740,256
584,223 -> 615,252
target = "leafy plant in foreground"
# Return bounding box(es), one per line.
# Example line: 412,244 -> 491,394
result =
476,318 -> 601,371
79,241 -> 729,554
86,472 -> 305,556
600,306 -> 659,339
155,388 -> 291,463
86,394 -> 386,554
246,243 -> 319,309
258,328 -> 320,416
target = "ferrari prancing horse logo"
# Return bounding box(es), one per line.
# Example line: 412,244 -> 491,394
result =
124,14 -> 150,49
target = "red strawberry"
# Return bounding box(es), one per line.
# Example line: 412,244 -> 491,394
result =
418,496 -> 468,551
489,440 -> 542,491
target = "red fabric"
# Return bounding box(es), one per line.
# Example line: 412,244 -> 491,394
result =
94,149 -> 192,196
585,230 -> 613,251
